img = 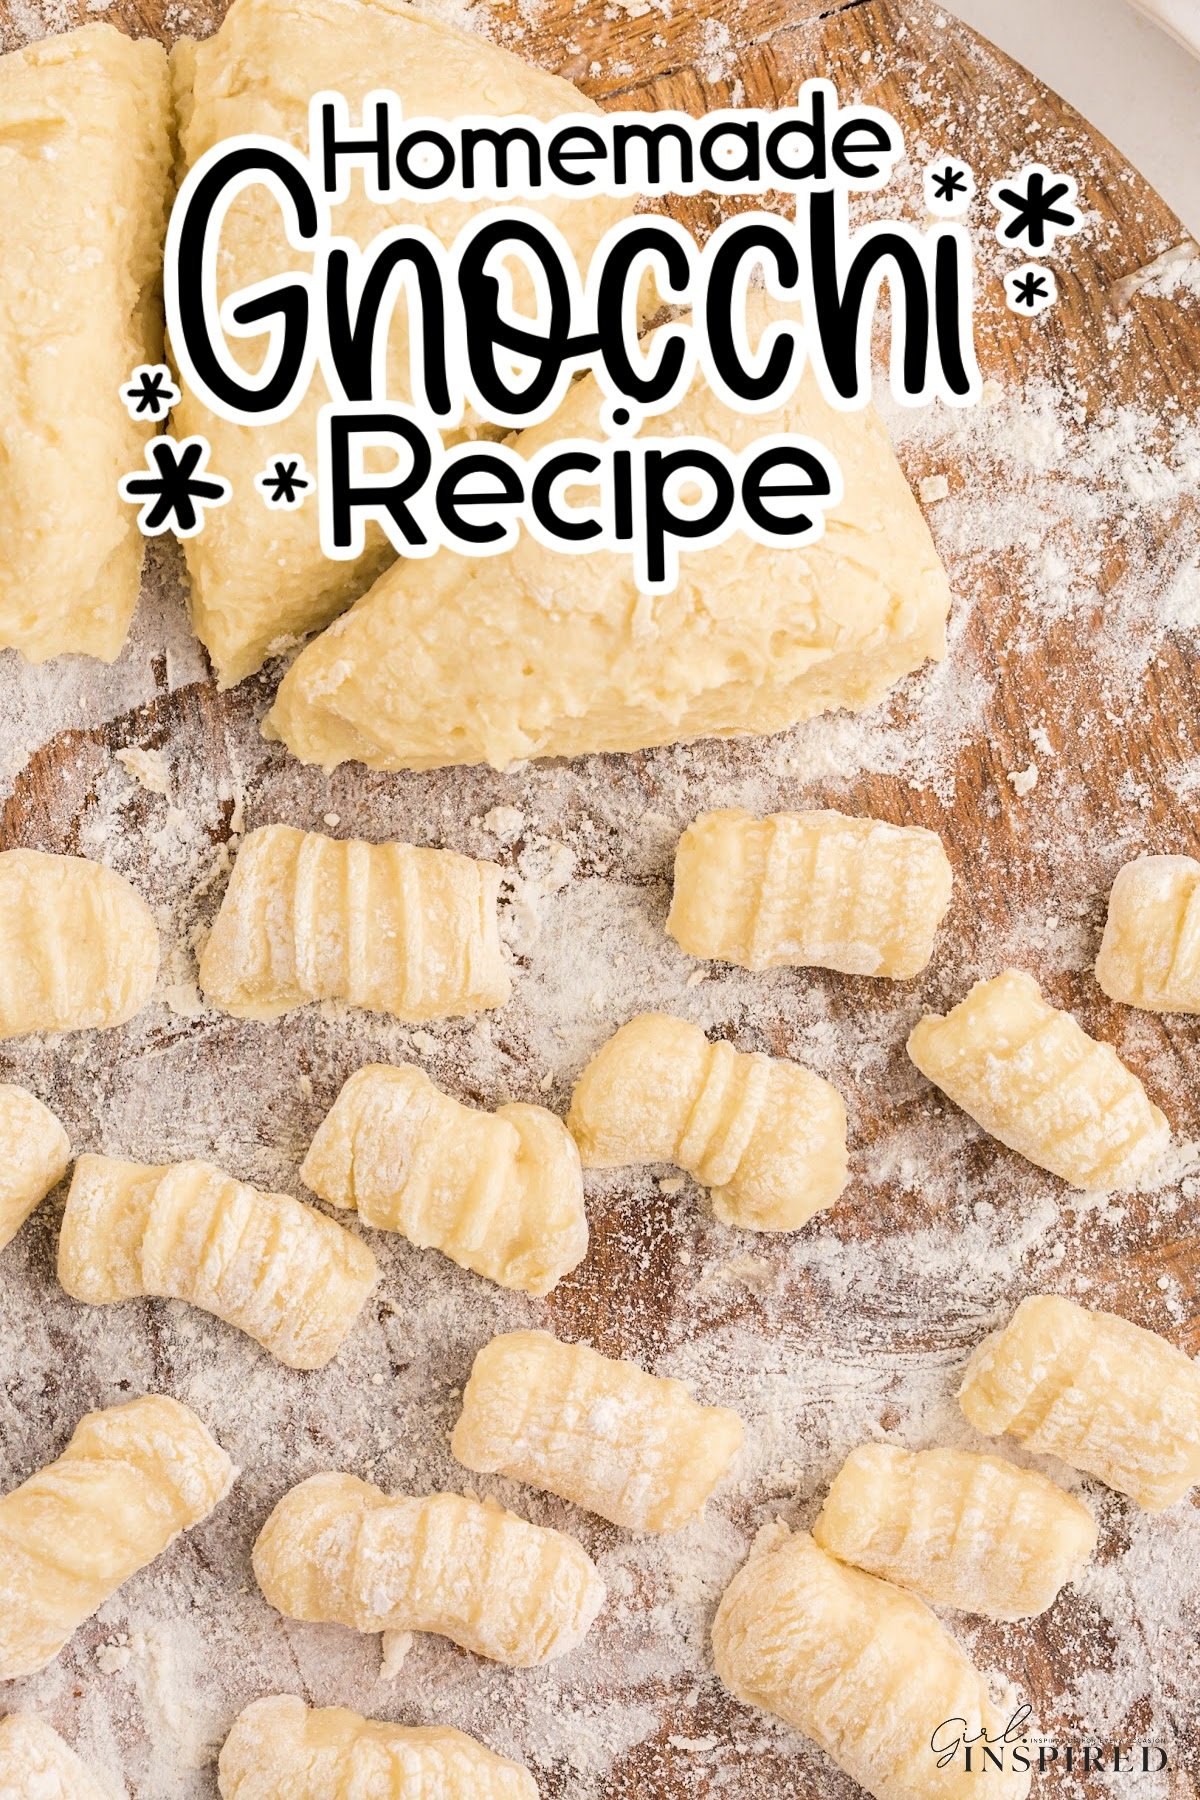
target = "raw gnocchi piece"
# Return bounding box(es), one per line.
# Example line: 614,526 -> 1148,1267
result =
58,1155 -> 377,1370
0,1395 -> 233,1680
0,850 -> 159,1039
198,825 -> 510,1023
301,1063 -> 587,1295
253,1473 -> 604,1666
667,809 -> 952,978
712,1526 -> 1031,1800
218,1695 -> 538,1800
0,1087 -> 70,1253
566,1012 -> 847,1232
812,1443 -> 1097,1620
959,1294 -> 1200,1512
1095,854 -> 1200,1012
0,1714 -> 116,1798
452,1329 -> 743,1533
906,968 -> 1169,1190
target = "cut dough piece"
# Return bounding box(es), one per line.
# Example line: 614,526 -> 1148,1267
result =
812,1443 -> 1097,1621
0,850 -> 159,1038
0,25 -> 171,662
58,1154 -> 377,1370
197,825 -> 510,1023
0,1395 -> 233,1680
712,1526 -> 1031,1800
566,1012 -> 847,1232
0,1714 -> 117,1798
1095,854 -> 1200,1012
218,1695 -> 538,1799
959,1293 -> 1200,1512
0,1087 -> 70,1252
907,968 -> 1169,1190
301,1063 -> 587,1295
253,1474 -> 604,1666
452,1329 -> 743,1533
667,808 -> 952,978
171,0 -> 635,686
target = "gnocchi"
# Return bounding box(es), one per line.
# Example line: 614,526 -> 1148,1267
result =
566,1012 -> 847,1232
253,1474 -> 605,1666
198,825 -> 510,1023
58,1155 -> 377,1370
959,1294 -> 1200,1512
301,1063 -> 587,1295
907,968 -> 1169,1190
0,1714 -> 114,1798
0,1087 -> 70,1253
667,809 -> 952,978
452,1329 -> 743,1533
0,1395 -> 233,1680
1096,854 -> 1200,1012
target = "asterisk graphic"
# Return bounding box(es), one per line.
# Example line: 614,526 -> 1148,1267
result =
119,364 -> 181,422
1004,262 -> 1057,316
924,157 -> 975,216
989,163 -> 1083,251
119,435 -> 231,538
255,455 -> 312,511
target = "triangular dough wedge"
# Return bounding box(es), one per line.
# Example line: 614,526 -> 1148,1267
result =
0,25 -> 172,662
171,0 -> 635,686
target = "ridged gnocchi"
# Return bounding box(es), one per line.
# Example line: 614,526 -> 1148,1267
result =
0,1086 -> 70,1253
812,1443 -> 1097,1620
301,1063 -> 587,1295
567,1012 -> 847,1232
667,808 -> 952,978
253,1474 -> 604,1666
907,969 -> 1169,1190
1096,854 -> 1200,1012
0,850 -> 158,1038
959,1294 -> 1200,1512
452,1329 -> 743,1533
0,1714 -> 114,1798
198,825 -> 510,1023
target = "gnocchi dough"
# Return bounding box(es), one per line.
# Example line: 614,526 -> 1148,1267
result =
0,850 -> 159,1039
907,968 -> 1169,1190
812,1443 -> 1097,1621
452,1329 -> 743,1533
301,1063 -> 586,1295
218,1695 -> 538,1799
959,1294 -> 1200,1512
0,1087 -> 70,1252
0,1395 -> 233,1680
0,25 -> 171,662
197,825 -> 510,1022
667,809 -> 952,978
0,1714 -> 115,1798
1095,854 -> 1200,1012
253,1474 -> 605,1666
712,1526 -> 1031,1800
58,1155 -> 377,1370
566,1012 -> 847,1232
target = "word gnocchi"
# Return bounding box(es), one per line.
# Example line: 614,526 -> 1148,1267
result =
959,1294 -> 1200,1512
907,968 -> 1170,1190
58,1155 -> 378,1369
0,1395 -> 233,1680
1096,854 -> 1200,1013
301,1063 -> 587,1295
0,1714 -> 112,1798
253,1474 -> 605,1666
452,1329 -> 743,1533
198,824 -> 510,1022
667,808 -> 952,978
813,1443 -> 1097,1620
567,1011 -> 847,1231
0,1086 -> 69,1253
0,849 -> 158,1038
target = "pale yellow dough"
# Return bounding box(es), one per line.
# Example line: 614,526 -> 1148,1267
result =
668,808 -> 952,978
452,1329 -> 743,1533
218,1695 -> 538,1799
0,1086 -> 70,1253
58,1154 -> 377,1369
0,1714 -> 116,1799
959,1294 -> 1200,1512
0,850 -> 159,1039
711,1526 -> 1031,1800
0,1395 -> 234,1680
812,1443 -> 1097,1621
566,1012 -> 847,1232
0,25 -> 171,662
1095,854 -> 1200,1012
197,824 -> 510,1023
253,1473 -> 605,1666
301,1062 -> 586,1295
907,968 -> 1169,1190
